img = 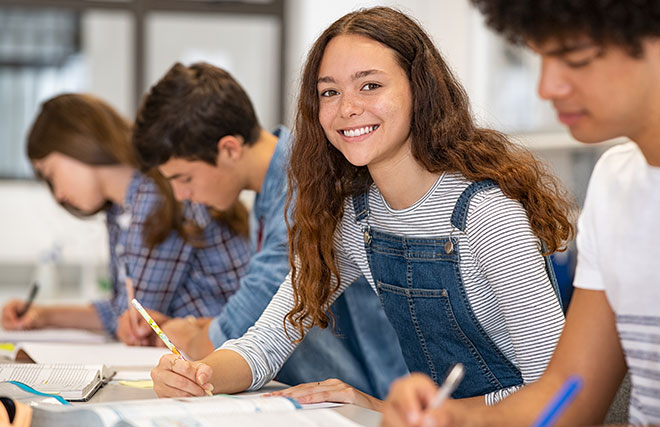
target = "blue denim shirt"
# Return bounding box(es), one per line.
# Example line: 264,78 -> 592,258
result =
208,126 -> 408,398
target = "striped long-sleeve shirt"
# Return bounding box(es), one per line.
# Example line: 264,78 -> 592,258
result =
222,172 -> 565,404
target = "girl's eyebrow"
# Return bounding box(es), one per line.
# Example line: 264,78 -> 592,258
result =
317,69 -> 384,84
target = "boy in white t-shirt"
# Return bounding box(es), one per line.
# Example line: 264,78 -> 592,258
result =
382,1 -> 660,425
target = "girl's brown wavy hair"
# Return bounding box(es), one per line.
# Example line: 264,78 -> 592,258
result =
27,93 -> 248,248
285,7 -> 575,339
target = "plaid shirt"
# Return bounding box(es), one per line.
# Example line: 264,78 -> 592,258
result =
93,172 -> 250,335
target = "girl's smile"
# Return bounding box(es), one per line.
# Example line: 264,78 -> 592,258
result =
337,124 -> 380,141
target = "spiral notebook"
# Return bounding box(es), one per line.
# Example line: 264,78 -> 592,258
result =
0,363 -> 113,402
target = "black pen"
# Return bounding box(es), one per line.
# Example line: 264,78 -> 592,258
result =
16,282 -> 39,318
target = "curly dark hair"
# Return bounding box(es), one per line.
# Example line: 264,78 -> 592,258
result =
470,0 -> 660,56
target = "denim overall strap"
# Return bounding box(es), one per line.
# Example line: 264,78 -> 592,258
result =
353,192 -> 370,223
450,180 -> 563,308
450,180 -> 498,231
352,187 -> 523,398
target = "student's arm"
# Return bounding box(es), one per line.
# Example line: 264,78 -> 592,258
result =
152,254 -> 362,397
382,289 -> 627,426
465,191 -> 565,403
151,211 -> 363,396
2,301 -> 103,331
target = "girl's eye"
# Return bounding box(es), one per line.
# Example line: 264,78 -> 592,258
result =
320,89 -> 339,97
181,177 -> 192,184
361,83 -> 381,91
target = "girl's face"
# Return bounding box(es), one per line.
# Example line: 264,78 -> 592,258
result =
317,34 -> 413,169
33,152 -> 106,214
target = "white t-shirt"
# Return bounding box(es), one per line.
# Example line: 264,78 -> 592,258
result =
574,142 -> 660,424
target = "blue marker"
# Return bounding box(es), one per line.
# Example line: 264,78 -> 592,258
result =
532,376 -> 583,427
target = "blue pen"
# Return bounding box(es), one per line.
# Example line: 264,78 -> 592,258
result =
532,376 -> 583,427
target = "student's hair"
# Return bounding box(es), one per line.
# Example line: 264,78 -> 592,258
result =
470,0 -> 660,57
133,62 -> 261,170
285,6 -> 575,338
27,93 -> 248,247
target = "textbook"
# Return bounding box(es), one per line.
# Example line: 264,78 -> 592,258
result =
29,394 -> 361,426
0,363 -> 112,402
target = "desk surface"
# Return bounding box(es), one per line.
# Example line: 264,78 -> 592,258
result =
90,376 -> 382,427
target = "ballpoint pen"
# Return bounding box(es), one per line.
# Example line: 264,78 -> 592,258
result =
16,282 -> 39,318
532,375 -> 583,427
430,363 -> 465,409
130,298 -> 213,396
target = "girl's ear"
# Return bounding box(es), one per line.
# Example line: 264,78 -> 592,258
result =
216,135 -> 245,164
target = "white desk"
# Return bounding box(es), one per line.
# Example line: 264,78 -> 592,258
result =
90,375 -> 382,427
0,336 -> 382,426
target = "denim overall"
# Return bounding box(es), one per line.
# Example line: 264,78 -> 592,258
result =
352,179 -> 561,398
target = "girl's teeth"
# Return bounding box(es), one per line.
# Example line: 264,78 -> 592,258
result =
343,125 -> 377,137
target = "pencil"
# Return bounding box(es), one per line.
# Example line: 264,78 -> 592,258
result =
130,298 -> 185,359
130,298 -> 214,397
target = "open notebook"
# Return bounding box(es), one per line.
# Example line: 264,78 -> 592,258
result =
0,363 -> 113,402
29,394 -> 361,427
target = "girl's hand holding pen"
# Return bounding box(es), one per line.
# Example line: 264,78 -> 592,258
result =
151,353 -> 214,398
